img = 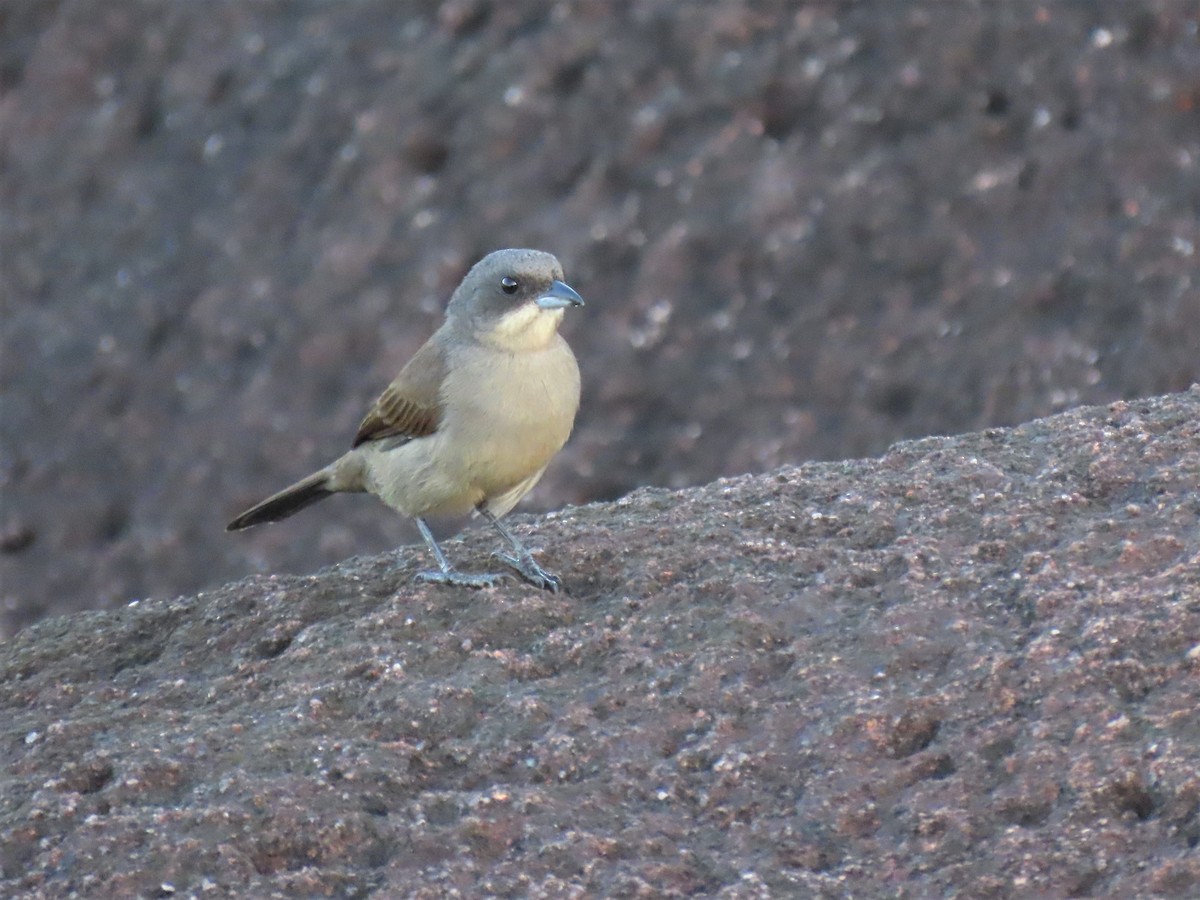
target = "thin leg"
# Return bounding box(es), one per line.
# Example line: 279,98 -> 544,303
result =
413,517 -> 505,589
478,507 -> 562,593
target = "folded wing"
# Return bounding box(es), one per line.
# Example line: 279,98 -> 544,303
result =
353,332 -> 447,447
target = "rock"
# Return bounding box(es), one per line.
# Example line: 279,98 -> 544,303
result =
2,389 -> 1197,896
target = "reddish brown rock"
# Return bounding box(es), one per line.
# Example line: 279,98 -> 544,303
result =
1,389 -> 1197,896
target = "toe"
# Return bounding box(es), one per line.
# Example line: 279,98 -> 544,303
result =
527,566 -> 562,593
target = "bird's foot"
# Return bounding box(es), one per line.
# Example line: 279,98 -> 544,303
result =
415,568 -> 506,589
492,551 -> 562,593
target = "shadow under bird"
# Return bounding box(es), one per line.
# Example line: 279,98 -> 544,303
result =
226,248 -> 584,592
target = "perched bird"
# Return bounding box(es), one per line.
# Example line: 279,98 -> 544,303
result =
227,248 -> 584,592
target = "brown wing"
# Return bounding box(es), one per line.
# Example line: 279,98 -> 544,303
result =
352,332 -> 447,447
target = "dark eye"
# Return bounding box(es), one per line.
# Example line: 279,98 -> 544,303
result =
500,276 -> 519,294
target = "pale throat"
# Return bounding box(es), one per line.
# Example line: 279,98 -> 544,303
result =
483,304 -> 565,352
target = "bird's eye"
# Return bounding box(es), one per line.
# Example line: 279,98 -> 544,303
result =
500,276 -> 519,294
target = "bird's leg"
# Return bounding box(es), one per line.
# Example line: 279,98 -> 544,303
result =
478,507 -> 562,593
413,517 -> 505,588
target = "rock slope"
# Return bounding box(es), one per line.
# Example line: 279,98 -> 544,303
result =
3,388 -> 1197,897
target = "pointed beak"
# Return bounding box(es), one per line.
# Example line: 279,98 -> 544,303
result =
536,279 -> 585,310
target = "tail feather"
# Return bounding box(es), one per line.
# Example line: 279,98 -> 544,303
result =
227,470 -> 333,531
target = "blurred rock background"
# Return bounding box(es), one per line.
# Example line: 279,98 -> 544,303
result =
2,1 -> 1198,634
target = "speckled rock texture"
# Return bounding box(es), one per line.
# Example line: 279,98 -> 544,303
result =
2,2 -> 1199,633
2,388 -> 1198,897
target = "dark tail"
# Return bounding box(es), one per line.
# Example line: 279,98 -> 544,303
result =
227,470 -> 333,531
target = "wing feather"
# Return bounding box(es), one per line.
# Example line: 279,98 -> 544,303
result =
352,332 -> 447,447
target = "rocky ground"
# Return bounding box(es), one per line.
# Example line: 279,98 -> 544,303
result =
2,389 -> 1198,897
2,2 -> 1198,634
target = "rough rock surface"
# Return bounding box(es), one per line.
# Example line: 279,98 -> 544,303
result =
3,2 -> 1199,633
2,389 -> 1198,897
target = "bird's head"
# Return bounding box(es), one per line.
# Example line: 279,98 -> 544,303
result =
448,248 -> 584,352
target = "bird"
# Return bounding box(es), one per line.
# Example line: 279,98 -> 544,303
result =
227,248 -> 584,592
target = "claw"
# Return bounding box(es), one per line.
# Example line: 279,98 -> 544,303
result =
491,550 -> 562,593
476,507 -> 565,593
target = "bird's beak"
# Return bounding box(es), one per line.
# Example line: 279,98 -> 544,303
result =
536,280 -> 585,310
